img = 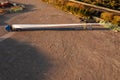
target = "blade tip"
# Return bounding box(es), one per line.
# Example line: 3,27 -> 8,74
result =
5,25 -> 12,32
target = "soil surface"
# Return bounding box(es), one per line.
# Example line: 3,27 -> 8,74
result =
0,0 -> 120,80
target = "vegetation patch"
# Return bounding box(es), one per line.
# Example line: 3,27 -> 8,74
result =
0,1 -> 25,15
100,12 -> 120,32
77,0 -> 120,10
99,20 -> 120,32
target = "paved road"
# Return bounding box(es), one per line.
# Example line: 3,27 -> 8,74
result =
0,0 -> 120,80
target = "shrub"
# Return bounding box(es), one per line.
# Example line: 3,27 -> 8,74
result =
65,6 -> 71,11
100,12 -> 114,22
112,16 -> 120,26
73,7 -> 79,14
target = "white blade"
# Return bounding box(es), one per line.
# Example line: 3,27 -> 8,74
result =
12,23 -> 101,29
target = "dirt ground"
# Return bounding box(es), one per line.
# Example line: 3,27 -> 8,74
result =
0,0 -> 120,80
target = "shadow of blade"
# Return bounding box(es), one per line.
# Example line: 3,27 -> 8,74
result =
0,38 -> 52,80
92,28 -> 110,30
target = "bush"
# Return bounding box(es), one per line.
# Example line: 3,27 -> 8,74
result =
65,6 -> 71,11
100,12 -> 114,22
73,7 -> 79,14
112,16 -> 120,26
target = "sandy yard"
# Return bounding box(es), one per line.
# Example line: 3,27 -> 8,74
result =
0,0 -> 120,80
